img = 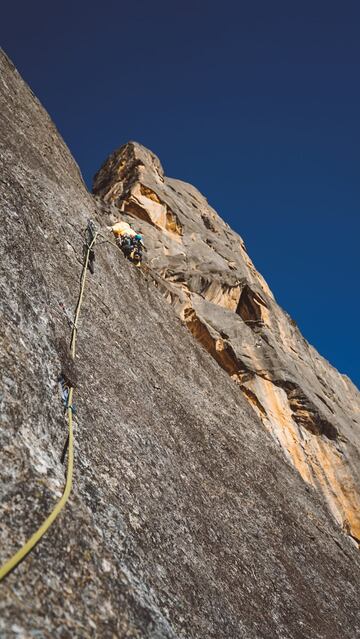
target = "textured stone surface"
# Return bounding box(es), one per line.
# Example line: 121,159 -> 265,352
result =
1,50 -> 360,638
94,141 -> 360,545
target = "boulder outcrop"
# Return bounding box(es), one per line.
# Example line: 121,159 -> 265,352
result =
1,50 -> 360,638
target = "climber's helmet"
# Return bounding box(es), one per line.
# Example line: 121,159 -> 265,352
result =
135,234 -> 142,241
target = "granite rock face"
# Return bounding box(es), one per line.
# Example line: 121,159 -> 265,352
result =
94,142 -> 360,545
1,49 -> 360,639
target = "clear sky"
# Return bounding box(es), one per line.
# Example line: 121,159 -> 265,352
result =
2,1 -> 359,387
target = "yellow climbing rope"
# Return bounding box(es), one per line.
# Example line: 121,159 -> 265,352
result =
0,228 -> 97,581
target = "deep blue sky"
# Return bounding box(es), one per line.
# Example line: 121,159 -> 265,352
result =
2,1 -> 359,387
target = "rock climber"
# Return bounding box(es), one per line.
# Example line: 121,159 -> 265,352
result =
110,221 -> 145,264
111,221 -> 136,254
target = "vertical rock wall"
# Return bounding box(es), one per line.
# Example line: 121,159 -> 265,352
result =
94,142 -> 360,543
1,50 -> 360,637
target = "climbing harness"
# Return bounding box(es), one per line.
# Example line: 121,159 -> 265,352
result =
0,221 -> 98,581
129,244 -> 142,266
